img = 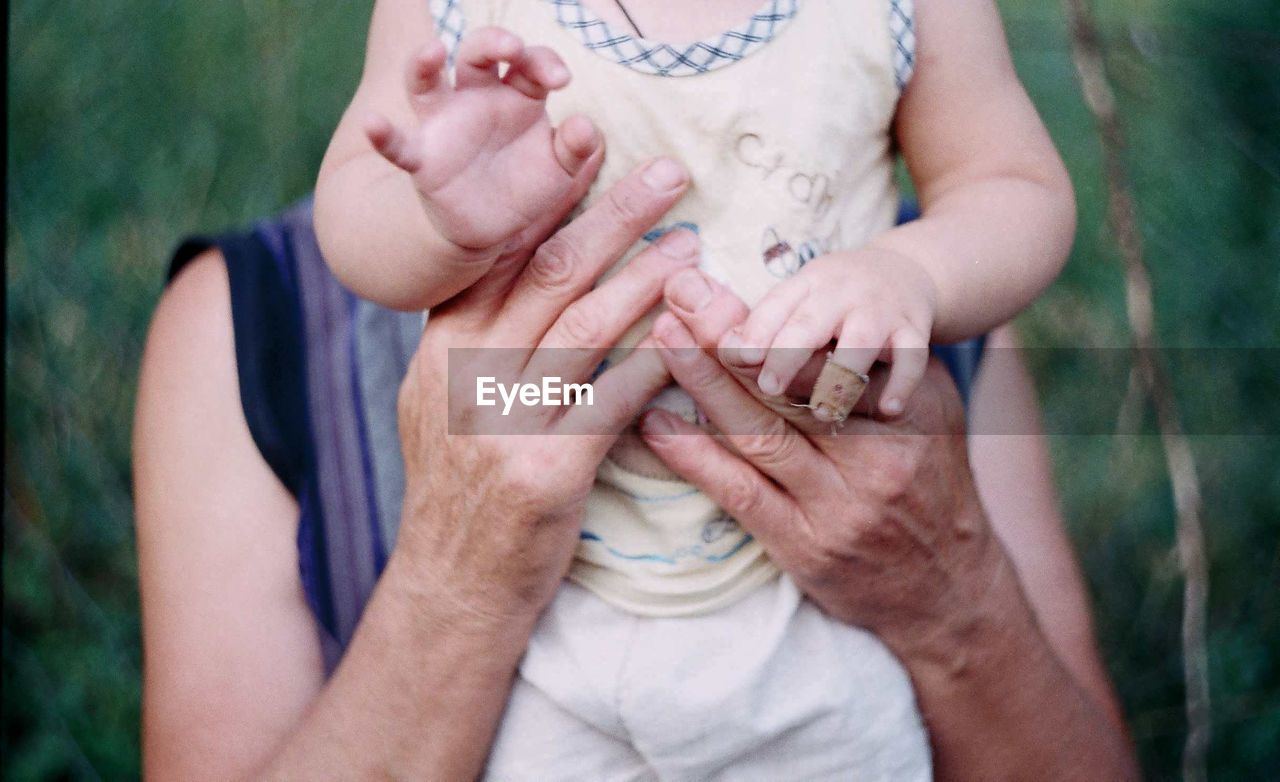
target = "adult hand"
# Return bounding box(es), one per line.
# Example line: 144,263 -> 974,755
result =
393,157 -> 698,630
639,268 -> 996,652
639,268 -> 1139,781
244,159 -> 701,782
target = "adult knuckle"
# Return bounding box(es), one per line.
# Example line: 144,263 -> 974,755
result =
555,302 -> 605,346
500,460 -> 551,507
601,187 -> 647,229
528,236 -> 581,289
683,352 -> 727,388
720,473 -> 765,517
862,443 -> 918,501
790,545 -> 833,583
813,523 -> 862,564
664,344 -> 718,386
735,418 -> 796,465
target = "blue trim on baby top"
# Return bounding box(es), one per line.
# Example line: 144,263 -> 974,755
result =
580,530 -> 756,565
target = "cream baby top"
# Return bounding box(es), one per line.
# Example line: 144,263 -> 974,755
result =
432,0 -> 917,615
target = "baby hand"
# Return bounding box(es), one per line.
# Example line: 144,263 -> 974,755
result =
731,250 -> 939,420
364,28 -> 600,257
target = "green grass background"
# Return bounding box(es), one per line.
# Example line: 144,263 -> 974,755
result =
5,0 -> 1278,778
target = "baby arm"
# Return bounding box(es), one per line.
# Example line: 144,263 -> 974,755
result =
315,1 -> 601,311
732,0 -> 1075,418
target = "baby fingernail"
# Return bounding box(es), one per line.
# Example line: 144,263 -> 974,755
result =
883,398 -> 903,416
641,158 -> 686,191
738,345 -> 765,365
667,268 -> 712,311
758,370 -> 782,396
722,330 -> 764,366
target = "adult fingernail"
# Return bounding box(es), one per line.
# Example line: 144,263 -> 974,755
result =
657,229 -> 699,260
641,158 -> 686,191
667,268 -> 712,312
653,312 -> 683,347
758,370 -> 783,396
654,313 -> 695,350
640,409 -> 677,437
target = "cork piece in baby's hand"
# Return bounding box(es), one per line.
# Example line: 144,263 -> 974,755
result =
807,355 -> 869,424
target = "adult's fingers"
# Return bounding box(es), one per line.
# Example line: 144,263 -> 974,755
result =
662,268 -> 749,352
562,338 -> 670,440
717,326 -> 836,431
730,339 -> 833,409
638,409 -> 802,554
528,229 -> 699,381
653,314 -> 837,486
496,157 -> 689,344
660,269 -> 833,433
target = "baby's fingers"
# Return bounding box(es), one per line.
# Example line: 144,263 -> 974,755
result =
879,327 -> 929,417
809,315 -> 891,422
405,40 -> 449,107
757,307 -> 840,397
504,45 -> 570,100
729,280 -> 809,368
830,315 -> 888,383
455,27 -> 523,89
552,115 -> 602,177
364,113 -> 423,174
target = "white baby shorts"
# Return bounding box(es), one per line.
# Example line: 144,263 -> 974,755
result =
484,575 -> 932,781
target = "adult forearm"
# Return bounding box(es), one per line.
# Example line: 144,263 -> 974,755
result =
884,532 -> 1138,781
259,550 -> 534,781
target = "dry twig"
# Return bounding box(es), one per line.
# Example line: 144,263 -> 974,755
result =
1060,2 -> 1212,779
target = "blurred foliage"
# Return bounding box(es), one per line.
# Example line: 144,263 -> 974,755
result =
4,0 -> 1278,779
